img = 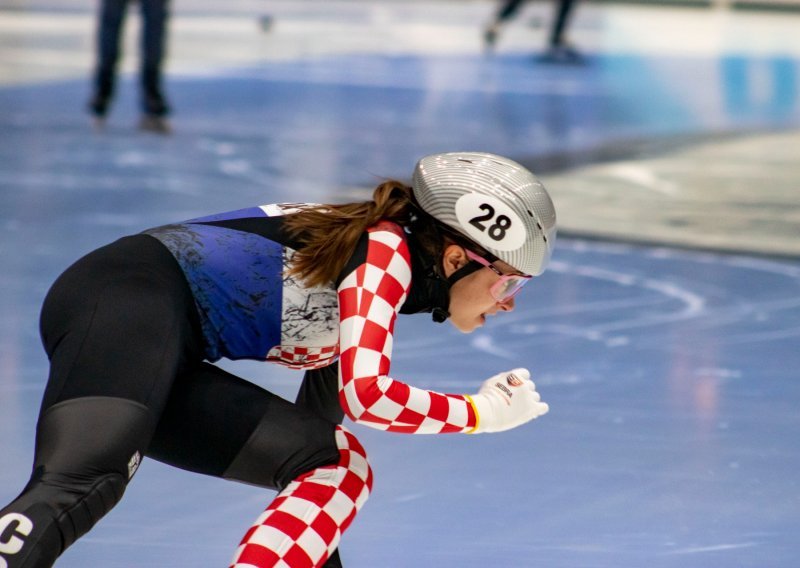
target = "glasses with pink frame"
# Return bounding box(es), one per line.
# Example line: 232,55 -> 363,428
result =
464,249 -> 531,303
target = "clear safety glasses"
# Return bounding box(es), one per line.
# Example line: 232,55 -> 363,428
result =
465,249 -> 531,303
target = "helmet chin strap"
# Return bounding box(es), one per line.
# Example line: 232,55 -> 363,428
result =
405,208 -> 487,324
427,268 -> 452,323
430,260 -> 483,323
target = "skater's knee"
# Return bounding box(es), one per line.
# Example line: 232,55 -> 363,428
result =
0,470 -> 127,567
0,397 -> 153,566
55,470 -> 128,548
334,426 -> 373,508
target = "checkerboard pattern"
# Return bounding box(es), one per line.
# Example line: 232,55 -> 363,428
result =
267,345 -> 339,370
229,426 -> 372,568
336,222 -> 478,434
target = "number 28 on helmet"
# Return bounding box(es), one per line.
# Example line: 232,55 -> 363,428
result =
411,152 -> 557,278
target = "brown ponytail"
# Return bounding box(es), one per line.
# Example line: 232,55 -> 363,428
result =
282,180 -> 420,288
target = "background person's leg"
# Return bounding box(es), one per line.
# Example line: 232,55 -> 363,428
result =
541,0 -> 582,62
484,0 -> 527,49
89,0 -> 129,119
138,0 -> 171,132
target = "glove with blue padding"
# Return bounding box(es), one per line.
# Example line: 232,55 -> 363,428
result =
466,368 -> 549,434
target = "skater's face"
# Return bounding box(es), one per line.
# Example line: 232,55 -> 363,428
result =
442,244 -> 522,333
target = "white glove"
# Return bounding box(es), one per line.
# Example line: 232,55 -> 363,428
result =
467,368 -> 549,434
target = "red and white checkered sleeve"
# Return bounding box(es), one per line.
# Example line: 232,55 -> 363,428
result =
336,222 -> 477,434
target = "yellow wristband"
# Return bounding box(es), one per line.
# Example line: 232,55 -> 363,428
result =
465,395 -> 480,434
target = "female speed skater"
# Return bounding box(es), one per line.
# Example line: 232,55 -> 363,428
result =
0,152 -> 556,567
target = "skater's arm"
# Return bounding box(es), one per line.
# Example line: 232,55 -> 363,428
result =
336,222 -> 478,434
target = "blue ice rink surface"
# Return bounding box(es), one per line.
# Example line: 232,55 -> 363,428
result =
1,3 -> 800,567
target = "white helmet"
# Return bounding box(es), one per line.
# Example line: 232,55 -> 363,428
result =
411,152 -> 556,276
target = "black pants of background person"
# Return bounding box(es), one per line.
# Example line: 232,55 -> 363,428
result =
0,235 -> 344,568
89,0 -> 171,126
485,0 -> 579,58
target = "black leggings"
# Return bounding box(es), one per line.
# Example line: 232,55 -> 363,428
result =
0,235 -> 341,567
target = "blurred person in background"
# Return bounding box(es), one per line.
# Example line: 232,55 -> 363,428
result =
88,0 -> 172,133
484,0 -> 581,63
